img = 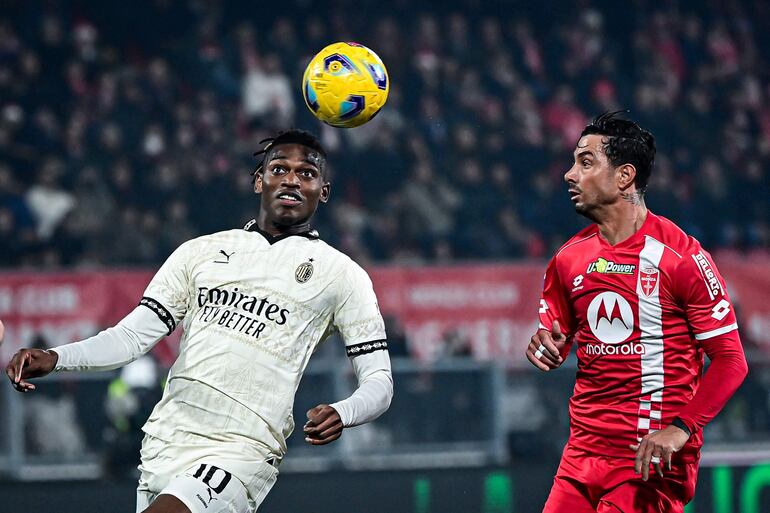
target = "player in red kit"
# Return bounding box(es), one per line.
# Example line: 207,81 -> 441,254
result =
526,112 -> 748,513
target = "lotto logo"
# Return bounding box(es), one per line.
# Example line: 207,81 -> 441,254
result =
711,299 -> 731,321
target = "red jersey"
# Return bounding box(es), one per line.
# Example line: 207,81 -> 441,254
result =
538,212 -> 740,462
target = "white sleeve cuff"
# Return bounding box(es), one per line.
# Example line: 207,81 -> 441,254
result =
52,305 -> 170,372
330,347 -> 393,427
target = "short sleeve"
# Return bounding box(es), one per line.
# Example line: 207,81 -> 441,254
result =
538,255 -> 574,338
673,244 -> 738,342
333,263 -> 387,357
140,241 -> 194,335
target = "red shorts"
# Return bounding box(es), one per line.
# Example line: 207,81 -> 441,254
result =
542,444 -> 698,513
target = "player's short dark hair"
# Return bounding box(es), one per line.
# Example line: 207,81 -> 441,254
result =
252,129 -> 328,181
581,111 -> 656,193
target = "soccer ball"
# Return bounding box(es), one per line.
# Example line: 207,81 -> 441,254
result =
302,42 -> 389,128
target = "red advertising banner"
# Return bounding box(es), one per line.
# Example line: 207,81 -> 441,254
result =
1,257 -> 769,368
369,264 -> 544,364
0,270 -> 181,366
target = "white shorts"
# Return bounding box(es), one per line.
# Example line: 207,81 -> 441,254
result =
136,434 -> 279,513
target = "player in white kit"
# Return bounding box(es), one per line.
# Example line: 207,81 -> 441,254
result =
6,130 -> 394,513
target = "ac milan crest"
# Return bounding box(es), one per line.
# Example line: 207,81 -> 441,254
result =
295,261 -> 314,284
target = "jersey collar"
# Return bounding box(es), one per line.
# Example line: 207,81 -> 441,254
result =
243,219 -> 320,244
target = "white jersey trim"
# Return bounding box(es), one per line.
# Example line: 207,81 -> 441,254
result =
636,236 -> 666,440
694,323 -> 739,341
645,235 -> 683,259
555,233 -> 597,258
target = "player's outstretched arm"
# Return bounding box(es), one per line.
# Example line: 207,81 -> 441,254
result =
526,321 -> 567,372
6,305 -> 170,393
304,347 -> 393,445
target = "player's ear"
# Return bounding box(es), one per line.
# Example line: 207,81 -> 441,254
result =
254,172 -> 263,194
319,182 -> 331,203
617,163 -> 636,190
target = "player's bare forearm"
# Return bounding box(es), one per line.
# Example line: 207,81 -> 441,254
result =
5,348 -> 58,392
303,404 -> 344,445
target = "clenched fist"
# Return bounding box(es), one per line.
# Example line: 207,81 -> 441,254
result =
303,404 -> 343,445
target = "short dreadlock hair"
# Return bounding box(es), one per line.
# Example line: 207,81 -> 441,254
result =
581,111 -> 656,193
252,129 -> 328,182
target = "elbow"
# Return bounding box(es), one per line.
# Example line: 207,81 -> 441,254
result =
383,371 -> 394,411
738,354 -> 749,382
378,370 -> 395,415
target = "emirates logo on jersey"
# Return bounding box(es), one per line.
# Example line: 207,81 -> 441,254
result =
586,292 -> 634,344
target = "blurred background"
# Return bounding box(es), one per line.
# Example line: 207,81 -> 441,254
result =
1,0 -> 770,512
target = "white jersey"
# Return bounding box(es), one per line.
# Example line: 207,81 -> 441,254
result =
139,223 -> 386,460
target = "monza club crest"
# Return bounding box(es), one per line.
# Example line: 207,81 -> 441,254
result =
639,267 -> 659,297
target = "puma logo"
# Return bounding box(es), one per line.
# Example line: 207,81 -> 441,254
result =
214,250 -> 235,264
195,488 -> 219,508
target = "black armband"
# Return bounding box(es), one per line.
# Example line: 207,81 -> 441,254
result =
346,340 -> 388,357
139,296 -> 176,335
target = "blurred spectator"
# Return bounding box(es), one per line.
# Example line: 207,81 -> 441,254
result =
0,0 -> 767,269
383,315 -> 410,358
25,158 -> 74,240
242,53 -> 294,130
104,355 -> 163,478
23,334 -> 87,459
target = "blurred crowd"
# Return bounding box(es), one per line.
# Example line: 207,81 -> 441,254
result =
2,0 -> 769,268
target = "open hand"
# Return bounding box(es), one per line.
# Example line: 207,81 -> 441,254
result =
5,348 -> 58,392
630,424 -> 690,481
526,320 -> 566,371
303,404 -> 343,445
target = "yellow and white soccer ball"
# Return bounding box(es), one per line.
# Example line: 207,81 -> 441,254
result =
302,42 -> 389,128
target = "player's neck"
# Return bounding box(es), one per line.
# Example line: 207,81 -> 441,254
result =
256,215 -> 313,238
595,198 -> 648,246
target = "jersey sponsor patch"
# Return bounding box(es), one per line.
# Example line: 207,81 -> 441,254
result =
692,251 -> 723,300
586,292 -> 634,344
586,257 -> 636,275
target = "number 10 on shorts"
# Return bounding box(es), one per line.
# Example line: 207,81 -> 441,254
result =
191,463 -> 232,494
